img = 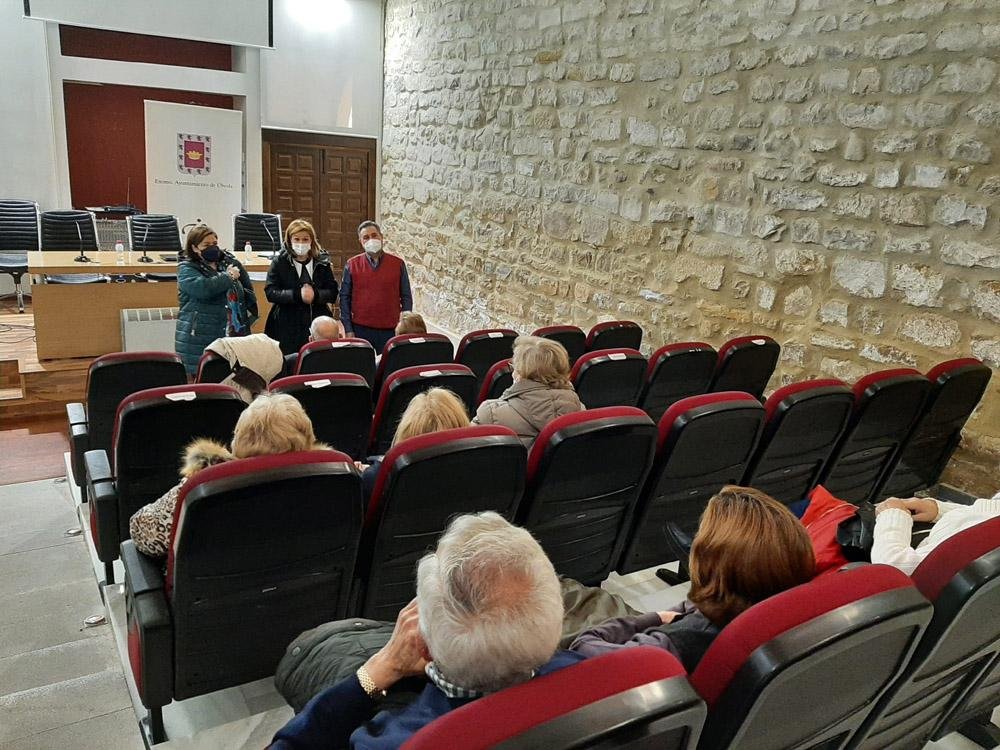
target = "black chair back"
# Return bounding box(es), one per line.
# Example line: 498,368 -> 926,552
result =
127,214 -> 182,253
532,325 -> 586,365
374,333 -> 455,396
709,335 -> 780,400
477,358 -> 514,405
40,210 -> 99,251
455,328 -> 517,388
359,426 -> 525,620
619,392 -> 765,574
0,199 -> 41,251
521,407 -> 656,584
168,451 -> 363,699
270,374 -> 373,460
586,320 -> 643,352
296,338 -> 377,387
639,342 -> 717,423
233,212 -> 282,254
571,348 -> 646,408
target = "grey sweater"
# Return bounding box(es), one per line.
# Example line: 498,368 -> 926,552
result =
569,600 -> 721,672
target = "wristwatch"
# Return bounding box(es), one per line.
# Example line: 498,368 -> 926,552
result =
357,665 -> 388,699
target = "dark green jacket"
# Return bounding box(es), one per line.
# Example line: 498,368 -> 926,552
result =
174,253 -> 256,375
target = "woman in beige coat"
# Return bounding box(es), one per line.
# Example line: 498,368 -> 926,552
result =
473,335 -> 584,449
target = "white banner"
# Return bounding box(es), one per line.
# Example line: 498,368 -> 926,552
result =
145,101 -> 243,249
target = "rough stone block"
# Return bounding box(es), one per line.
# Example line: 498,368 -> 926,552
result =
933,195 -> 988,229
859,343 -> 918,366
938,58 -> 998,94
819,299 -> 850,327
770,187 -> 827,211
783,285 -> 813,316
879,195 -> 927,227
899,312 -> 962,347
832,256 -> 886,298
817,164 -> 867,186
887,64 -> 934,94
905,164 -> 948,188
892,263 -> 944,307
627,117 -> 659,146
940,239 -> 1000,268
935,23 -> 981,51
872,164 -> 901,188
838,103 -> 892,129
811,332 -> 855,350
973,281 -> 1000,322
946,133 -> 993,164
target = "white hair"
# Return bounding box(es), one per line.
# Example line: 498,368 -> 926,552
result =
416,512 -> 563,693
309,316 -> 342,340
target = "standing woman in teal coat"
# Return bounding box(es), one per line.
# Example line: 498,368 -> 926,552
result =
174,225 -> 257,377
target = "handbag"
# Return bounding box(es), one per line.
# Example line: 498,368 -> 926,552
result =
835,500 -> 877,562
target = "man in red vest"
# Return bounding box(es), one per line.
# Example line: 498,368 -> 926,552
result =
340,220 -> 413,353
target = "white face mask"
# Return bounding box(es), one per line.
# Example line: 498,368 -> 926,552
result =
363,238 -> 382,255
291,242 -> 311,256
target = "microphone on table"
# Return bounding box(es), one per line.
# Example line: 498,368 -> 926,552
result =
73,220 -> 91,263
261,219 -> 277,255
136,223 -> 154,263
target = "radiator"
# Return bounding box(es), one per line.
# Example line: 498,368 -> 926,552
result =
121,307 -> 179,352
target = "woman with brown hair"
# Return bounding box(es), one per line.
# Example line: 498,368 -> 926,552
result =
570,486 -> 816,670
264,219 -> 340,356
175,224 -> 257,376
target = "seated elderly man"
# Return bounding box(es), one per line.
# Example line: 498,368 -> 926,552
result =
283,315 -> 345,375
270,512 -> 581,749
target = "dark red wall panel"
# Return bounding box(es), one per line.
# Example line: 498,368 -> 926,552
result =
64,83 -> 234,210
59,25 -> 232,70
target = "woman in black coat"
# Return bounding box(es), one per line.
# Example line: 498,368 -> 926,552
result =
264,219 -> 340,356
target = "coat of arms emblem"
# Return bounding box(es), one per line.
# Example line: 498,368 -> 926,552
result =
177,134 -> 211,175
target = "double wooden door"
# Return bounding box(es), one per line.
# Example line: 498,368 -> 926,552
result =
263,131 -> 376,271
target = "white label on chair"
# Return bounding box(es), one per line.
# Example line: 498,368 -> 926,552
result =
487,332 -> 503,338
411,337 -> 426,343
608,353 -> 627,360
305,379 -> 332,389
752,338 -> 766,345
420,369 -> 443,377
331,341 -> 349,347
165,391 -> 197,401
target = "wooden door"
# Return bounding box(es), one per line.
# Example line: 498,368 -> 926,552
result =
263,131 -> 376,271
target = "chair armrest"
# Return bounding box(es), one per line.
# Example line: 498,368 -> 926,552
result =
122,540 -> 173,710
85,450 -> 120,563
66,402 -> 87,425
68,404 -> 90,489
121,540 -> 166,595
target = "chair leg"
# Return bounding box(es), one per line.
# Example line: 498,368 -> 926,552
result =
957,713 -> 1000,748
147,705 -> 166,744
104,560 -> 115,586
14,280 -> 24,313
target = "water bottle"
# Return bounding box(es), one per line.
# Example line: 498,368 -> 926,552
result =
115,241 -> 125,266
244,240 -> 253,262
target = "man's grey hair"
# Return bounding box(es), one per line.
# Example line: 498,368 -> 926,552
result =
357,220 -> 381,236
416,512 -> 563,693
309,316 -> 341,340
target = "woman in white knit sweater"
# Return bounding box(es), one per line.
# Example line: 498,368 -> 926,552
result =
873,492 -> 1000,575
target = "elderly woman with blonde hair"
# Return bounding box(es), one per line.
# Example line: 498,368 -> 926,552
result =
473,335 -> 584,448
359,387 -> 470,500
129,393 -> 328,559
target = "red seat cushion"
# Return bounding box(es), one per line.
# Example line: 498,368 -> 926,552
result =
763,379 -> 846,421
657,391 -> 758,450
925,357 -> 985,384
852,368 -> 922,399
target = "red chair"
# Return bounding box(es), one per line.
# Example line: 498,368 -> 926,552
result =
476,358 -> 514,405
692,565 -> 932,750
880,358 -> 992,498
454,328 -> 517,388
742,379 -> 854,506
849,517 -> 1000,749
369,364 -> 478,455
85,384 -> 246,584
123,450 -> 363,744
269,374 -> 372,459
520,407 -> 656,584
195,350 -> 232,383
571,348 -> 646,408
708,335 -> 780,400
618,392 -> 765,575
532,325 -> 586,365
820,369 -> 931,504
585,320 -> 643,352
358,426 -> 525,620
373,333 -> 454,396
403,647 -> 705,750
294,337 -> 377,386
638,342 -> 717,422
67,352 -> 187,489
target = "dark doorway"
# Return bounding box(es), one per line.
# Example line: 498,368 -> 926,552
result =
262,129 -> 377,270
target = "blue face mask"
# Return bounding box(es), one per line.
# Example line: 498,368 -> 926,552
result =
201,245 -> 222,262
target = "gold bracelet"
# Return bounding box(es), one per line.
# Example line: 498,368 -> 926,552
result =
357,665 -> 387,699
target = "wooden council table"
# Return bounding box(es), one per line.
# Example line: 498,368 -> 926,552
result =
27,251 -> 273,360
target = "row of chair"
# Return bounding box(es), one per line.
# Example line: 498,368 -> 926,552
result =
198,331 -> 782,424
76,356 -> 990,595
121,441 -> 1000,747
0,199 -> 284,310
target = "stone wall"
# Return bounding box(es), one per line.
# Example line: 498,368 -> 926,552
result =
380,0 -> 1000,495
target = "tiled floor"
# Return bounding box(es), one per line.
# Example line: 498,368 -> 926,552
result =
0,478 -> 143,749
